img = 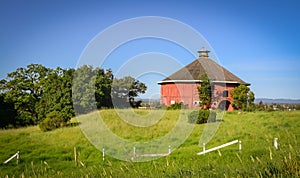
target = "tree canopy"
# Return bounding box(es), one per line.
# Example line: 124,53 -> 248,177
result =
230,84 -> 255,111
198,73 -> 212,109
0,64 -> 147,129
112,76 -> 147,108
36,67 -> 75,123
0,93 -> 17,128
1,64 -> 50,125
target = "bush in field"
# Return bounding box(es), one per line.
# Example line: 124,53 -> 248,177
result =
188,110 -> 216,124
158,104 -> 167,109
167,102 -> 188,110
39,111 -> 67,132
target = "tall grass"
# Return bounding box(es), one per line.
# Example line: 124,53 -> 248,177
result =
98,109 -> 179,141
0,110 -> 299,177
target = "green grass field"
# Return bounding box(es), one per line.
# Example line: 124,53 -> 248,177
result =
0,110 -> 299,177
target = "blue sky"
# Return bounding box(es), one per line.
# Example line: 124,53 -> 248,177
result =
0,0 -> 299,99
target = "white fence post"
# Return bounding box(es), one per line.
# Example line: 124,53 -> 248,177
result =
3,151 -> 20,164
102,148 -> 105,161
274,138 -> 278,149
132,146 -> 172,159
197,140 -> 240,155
16,151 -> 19,164
133,147 -> 136,158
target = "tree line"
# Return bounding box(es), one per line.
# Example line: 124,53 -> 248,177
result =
0,64 -> 146,129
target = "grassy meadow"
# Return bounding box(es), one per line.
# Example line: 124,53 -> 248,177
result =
0,110 -> 299,177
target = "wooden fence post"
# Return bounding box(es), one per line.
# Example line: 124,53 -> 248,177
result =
74,147 -> 77,166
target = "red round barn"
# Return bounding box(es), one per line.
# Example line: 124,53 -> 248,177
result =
157,48 -> 250,111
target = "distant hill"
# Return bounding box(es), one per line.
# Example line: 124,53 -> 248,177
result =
140,98 -> 160,102
255,98 -> 300,104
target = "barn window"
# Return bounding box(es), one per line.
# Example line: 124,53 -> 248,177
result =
223,90 -> 228,97
170,100 -> 175,105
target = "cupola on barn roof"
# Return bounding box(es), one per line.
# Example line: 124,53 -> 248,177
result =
158,48 -> 249,85
198,47 -> 210,58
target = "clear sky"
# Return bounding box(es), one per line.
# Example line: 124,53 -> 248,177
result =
0,0 -> 299,99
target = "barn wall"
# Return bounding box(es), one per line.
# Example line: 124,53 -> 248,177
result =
160,83 -> 200,108
212,83 -> 236,111
160,83 -> 239,111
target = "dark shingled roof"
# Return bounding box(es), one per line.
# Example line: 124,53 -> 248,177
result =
159,57 -> 249,85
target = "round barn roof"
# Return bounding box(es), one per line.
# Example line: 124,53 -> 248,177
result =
158,56 -> 249,85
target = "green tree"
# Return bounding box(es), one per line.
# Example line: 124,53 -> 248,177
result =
0,93 -> 17,128
198,73 -> 212,109
257,100 -> 265,111
72,65 -> 98,114
1,64 -> 50,125
112,76 -> 147,108
36,67 -> 75,123
95,68 -> 113,109
72,65 -> 114,113
230,84 -> 255,111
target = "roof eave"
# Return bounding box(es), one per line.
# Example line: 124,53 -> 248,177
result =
157,80 -> 250,85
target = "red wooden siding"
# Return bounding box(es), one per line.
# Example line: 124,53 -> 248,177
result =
160,83 -> 238,111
